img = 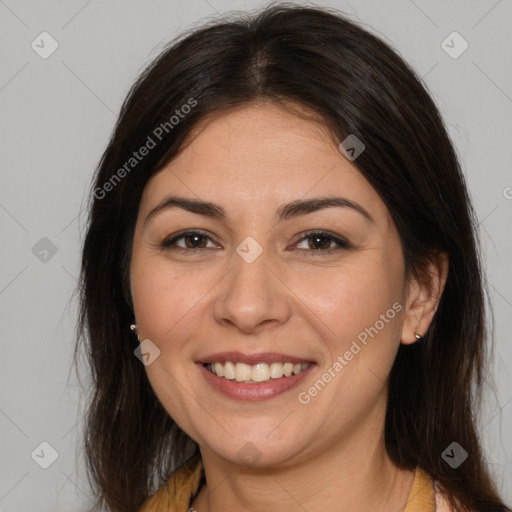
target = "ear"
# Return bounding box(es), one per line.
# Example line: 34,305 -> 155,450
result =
401,251 -> 449,345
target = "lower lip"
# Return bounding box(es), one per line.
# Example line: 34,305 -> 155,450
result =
197,363 -> 316,402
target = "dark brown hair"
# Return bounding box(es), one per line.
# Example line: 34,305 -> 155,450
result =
76,4 -> 509,511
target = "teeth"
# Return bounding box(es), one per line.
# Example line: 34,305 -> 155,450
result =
252,363 -> 270,382
235,363 -> 252,382
270,362 -> 284,379
223,361 -> 236,380
213,362 -> 224,377
207,361 -> 310,383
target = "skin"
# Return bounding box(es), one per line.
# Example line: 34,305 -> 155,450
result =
129,101 -> 448,512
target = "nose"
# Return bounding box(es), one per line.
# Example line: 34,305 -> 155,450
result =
213,246 -> 292,334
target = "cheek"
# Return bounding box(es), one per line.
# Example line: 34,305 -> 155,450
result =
295,252 -> 404,344
130,237 -> 405,365
130,260 -> 204,342
294,257 -> 404,415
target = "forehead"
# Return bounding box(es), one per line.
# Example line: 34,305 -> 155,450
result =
176,102 -> 340,174
139,102 -> 388,221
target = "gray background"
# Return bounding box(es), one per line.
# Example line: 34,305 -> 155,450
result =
0,0 -> 511,510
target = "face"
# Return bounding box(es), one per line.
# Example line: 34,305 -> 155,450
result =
130,102 -> 410,468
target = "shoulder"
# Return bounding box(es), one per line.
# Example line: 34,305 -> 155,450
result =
433,481 -> 510,512
139,485 -> 167,512
139,455 -> 204,512
433,481 -> 453,512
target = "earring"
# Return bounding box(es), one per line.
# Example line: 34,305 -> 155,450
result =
414,329 -> 423,341
130,324 -> 139,340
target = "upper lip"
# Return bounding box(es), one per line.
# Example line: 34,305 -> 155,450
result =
198,352 -> 315,365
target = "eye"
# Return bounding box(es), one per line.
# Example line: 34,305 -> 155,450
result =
159,229 -> 351,255
292,230 -> 351,254
160,230 -> 219,252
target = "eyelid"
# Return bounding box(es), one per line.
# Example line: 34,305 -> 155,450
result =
159,229 -> 219,249
159,229 -> 352,253
291,229 -> 352,252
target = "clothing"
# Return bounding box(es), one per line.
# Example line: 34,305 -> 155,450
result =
139,454 -> 452,512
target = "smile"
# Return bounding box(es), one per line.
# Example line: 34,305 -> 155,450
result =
205,361 -> 311,383
197,360 -> 316,402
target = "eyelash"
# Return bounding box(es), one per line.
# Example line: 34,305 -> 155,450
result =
159,229 -> 352,255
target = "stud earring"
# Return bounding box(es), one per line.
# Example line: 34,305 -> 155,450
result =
414,329 -> 423,341
130,324 -> 139,340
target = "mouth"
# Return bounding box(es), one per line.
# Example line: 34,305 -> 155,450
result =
203,361 -> 311,383
196,352 -> 317,402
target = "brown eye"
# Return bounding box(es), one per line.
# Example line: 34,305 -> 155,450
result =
159,229 -> 351,255
161,231 -> 218,251
293,230 -> 351,253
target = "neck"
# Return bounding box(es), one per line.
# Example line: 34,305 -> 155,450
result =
191,417 -> 415,512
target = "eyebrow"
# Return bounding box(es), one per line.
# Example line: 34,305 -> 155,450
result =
144,195 -> 374,226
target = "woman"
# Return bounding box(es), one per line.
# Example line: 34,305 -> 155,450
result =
77,4 -> 510,512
